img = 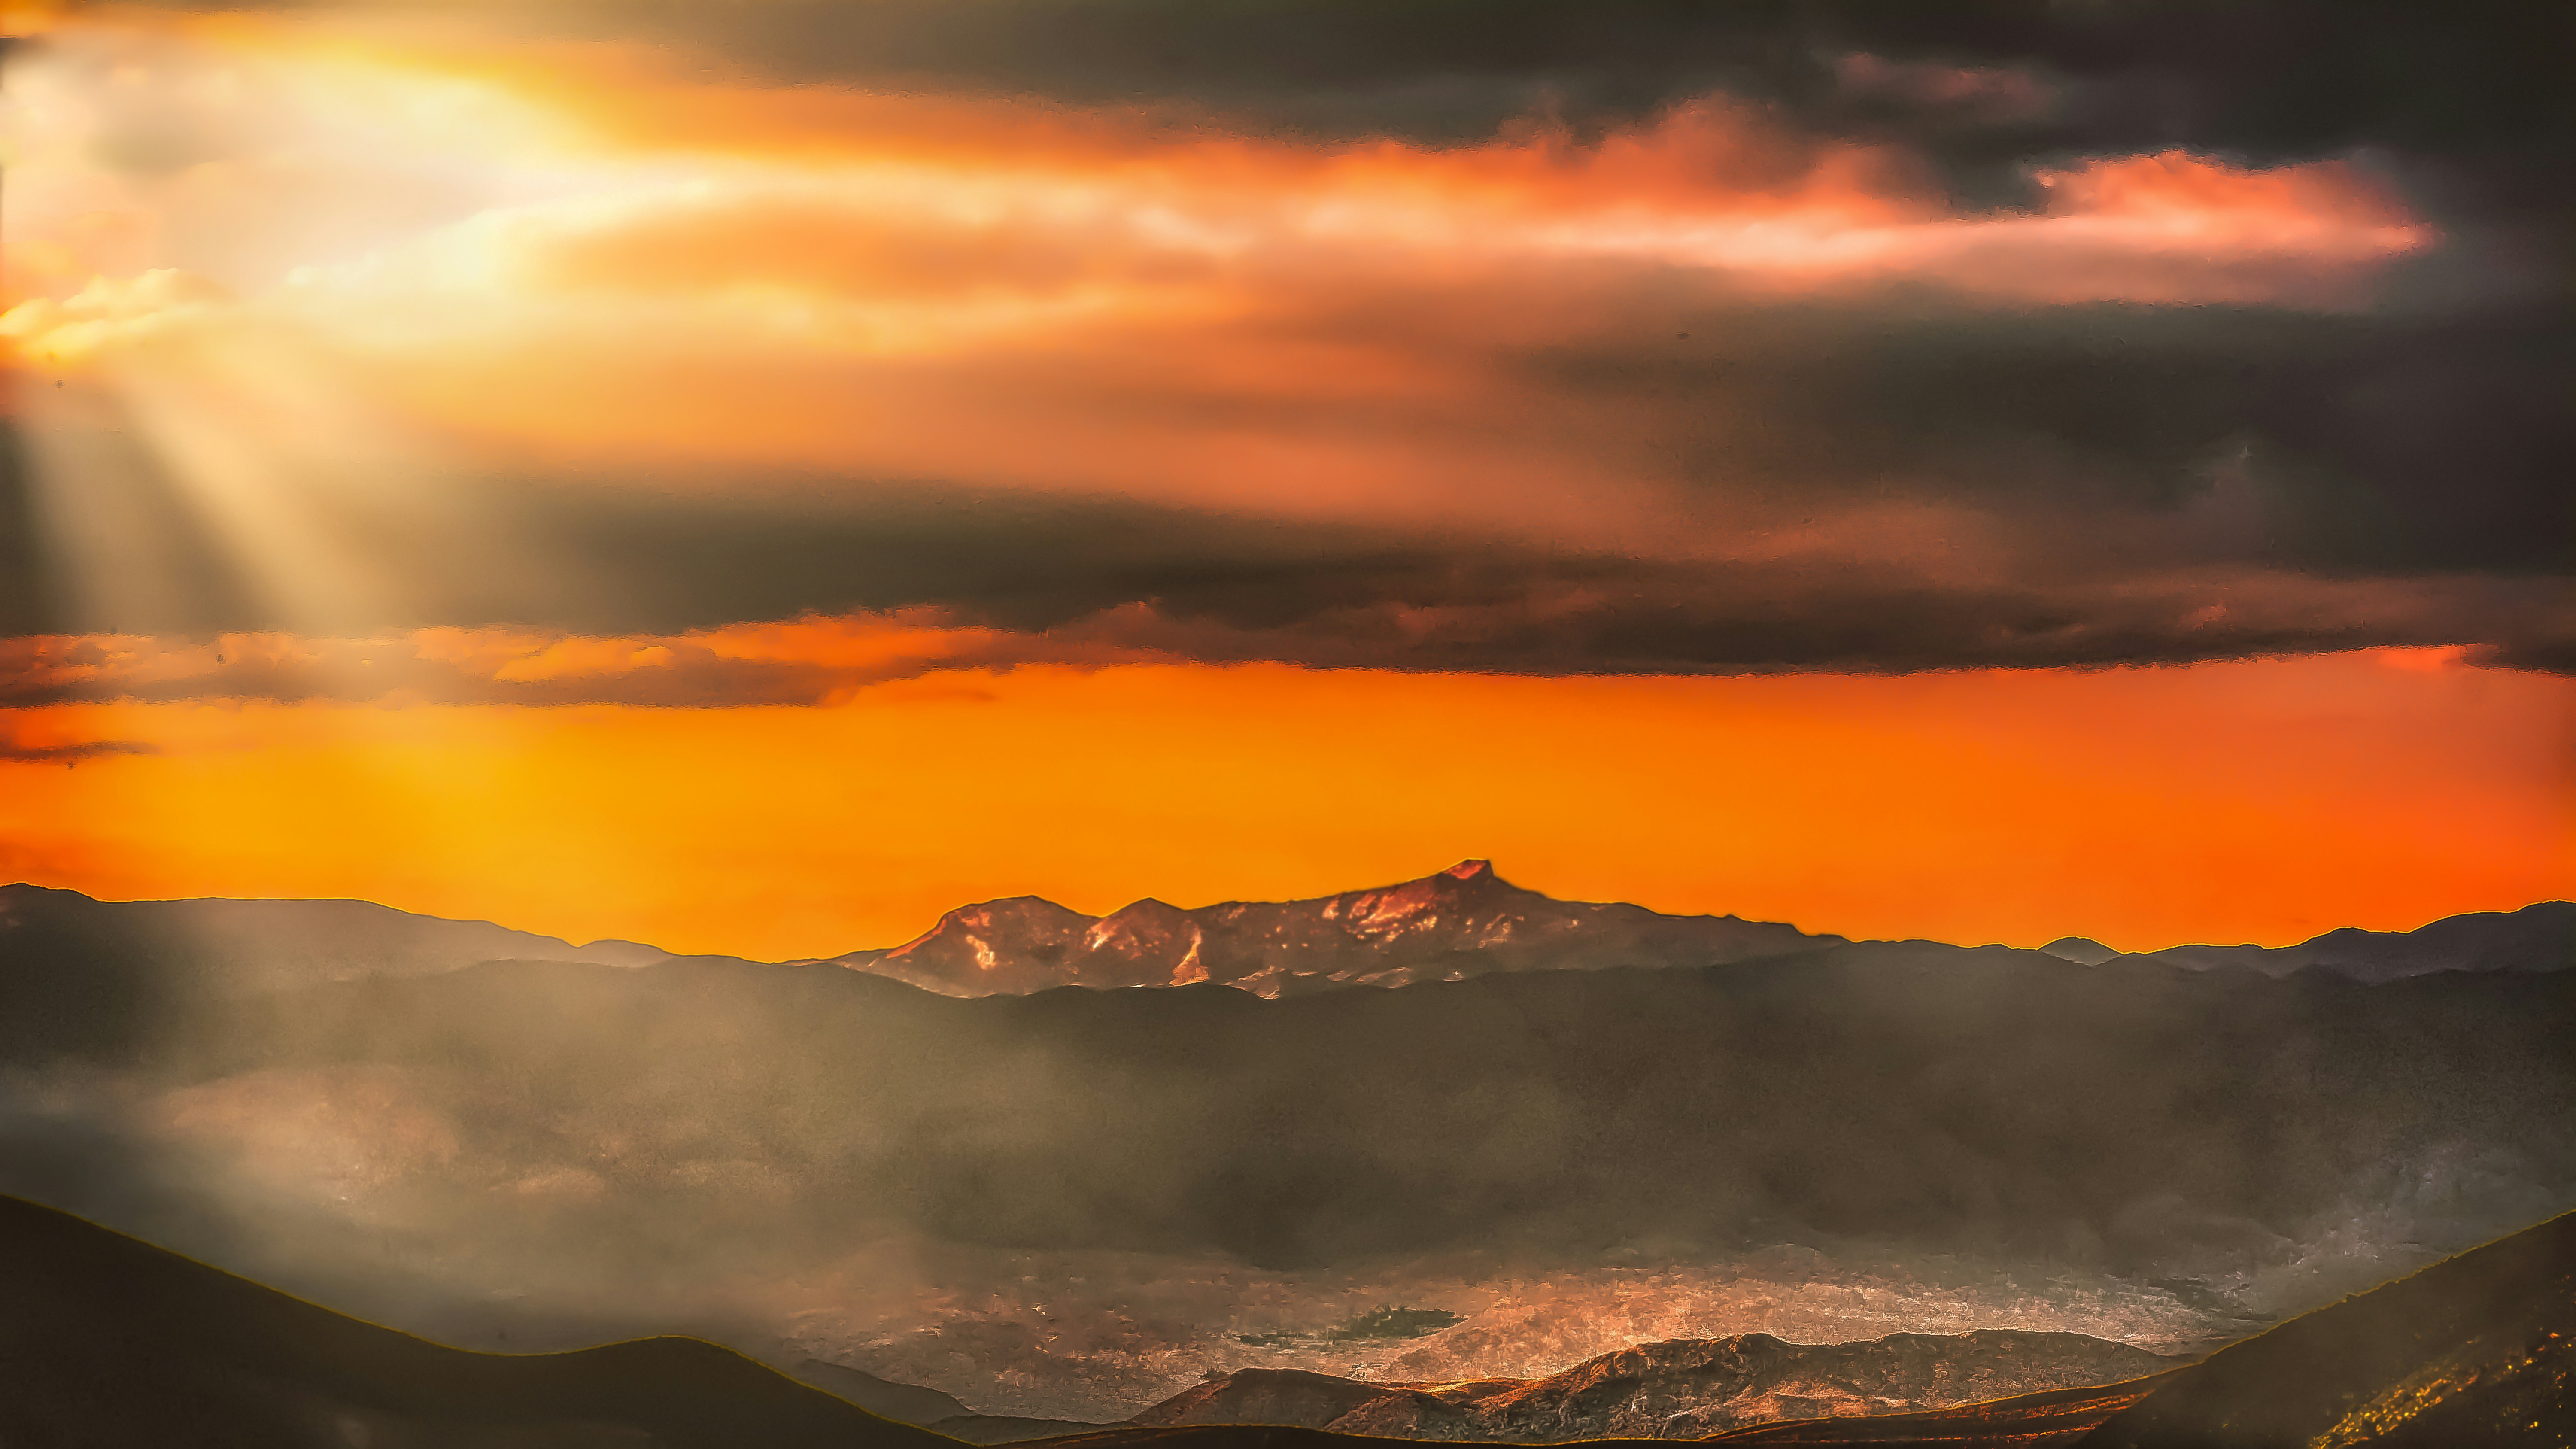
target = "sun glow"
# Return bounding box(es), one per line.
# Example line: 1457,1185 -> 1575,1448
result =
0,7 -> 2554,968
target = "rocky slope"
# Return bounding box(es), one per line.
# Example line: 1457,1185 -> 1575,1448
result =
835,872 -> 2576,998
1130,1331 -> 2176,1441
1026,1208 -> 2576,1447
833,860 -> 1842,996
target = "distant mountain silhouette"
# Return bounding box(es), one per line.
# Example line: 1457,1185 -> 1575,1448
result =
830,874 -> 2573,996
0,1193 -> 951,1449
831,860 -> 1845,995
8,878 -> 2565,1018
0,882 -> 668,1059
1129,1331 -> 2175,1440
0,883 -> 667,985
2145,902 -> 2576,983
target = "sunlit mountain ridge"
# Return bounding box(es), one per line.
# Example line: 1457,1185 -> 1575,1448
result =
6,867 -> 2569,1009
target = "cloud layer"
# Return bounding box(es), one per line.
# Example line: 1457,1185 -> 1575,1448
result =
0,3 -> 2562,683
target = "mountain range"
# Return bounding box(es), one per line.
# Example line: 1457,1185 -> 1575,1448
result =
3,867 -> 2573,1423
827,862 -> 2576,995
829,860 -> 1844,995
9,924 -> 2570,1282
7,865 -> 2567,1012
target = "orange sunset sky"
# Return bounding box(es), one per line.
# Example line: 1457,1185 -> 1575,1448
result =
0,3 -> 2567,957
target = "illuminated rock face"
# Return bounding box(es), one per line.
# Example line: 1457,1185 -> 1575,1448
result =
1127,1330 -> 2178,1440
845,882 -> 2576,998
842,860 -> 1843,996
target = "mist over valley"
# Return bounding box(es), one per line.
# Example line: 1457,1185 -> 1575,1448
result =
3,867 -> 2568,1424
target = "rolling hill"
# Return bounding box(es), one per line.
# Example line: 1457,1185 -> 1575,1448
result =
2144,901 -> 2576,982
0,1192 -> 954,1449
2075,1204 -> 2576,1447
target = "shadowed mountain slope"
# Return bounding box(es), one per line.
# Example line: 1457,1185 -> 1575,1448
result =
10,938 -> 2573,1277
2076,1206 -> 2576,1447
0,882 -> 668,1060
0,1194 -> 956,1449
938,1414 -> 1120,1444
1132,1331 -> 2176,1440
832,860 -> 1843,996
789,1357 -> 975,1425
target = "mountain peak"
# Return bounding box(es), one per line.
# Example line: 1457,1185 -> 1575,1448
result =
838,859 -> 1842,997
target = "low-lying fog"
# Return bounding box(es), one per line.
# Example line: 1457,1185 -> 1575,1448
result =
5,899 -> 2571,1422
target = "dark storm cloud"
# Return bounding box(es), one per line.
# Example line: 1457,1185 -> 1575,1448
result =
22,1 -> 2567,681
126,2 -> 2562,173
448,2 -> 2554,157
563,0 -> 2569,342
1527,302 -> 2576,578
5,321 -> 2567,683
565,0 -> 2561,260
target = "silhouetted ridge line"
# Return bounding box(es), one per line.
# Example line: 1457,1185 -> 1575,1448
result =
0,1194 -> 953,1449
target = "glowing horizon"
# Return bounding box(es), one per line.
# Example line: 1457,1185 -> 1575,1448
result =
0,6 -> 2566,961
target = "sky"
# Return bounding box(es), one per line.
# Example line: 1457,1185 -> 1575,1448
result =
0,0 -> 2566,957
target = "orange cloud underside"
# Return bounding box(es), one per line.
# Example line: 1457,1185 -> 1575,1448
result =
0,13 -> 2444,618
5,650 -> 2566,960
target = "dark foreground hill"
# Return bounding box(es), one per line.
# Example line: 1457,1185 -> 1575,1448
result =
0,1194 -> 954,1449
2077,1205 -> 2576,1447
1708,1206 -> 2576,1445
1131,1331 -> 2174,1440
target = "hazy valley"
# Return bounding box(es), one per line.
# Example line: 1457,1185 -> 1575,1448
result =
3,866 -> 2571,1429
